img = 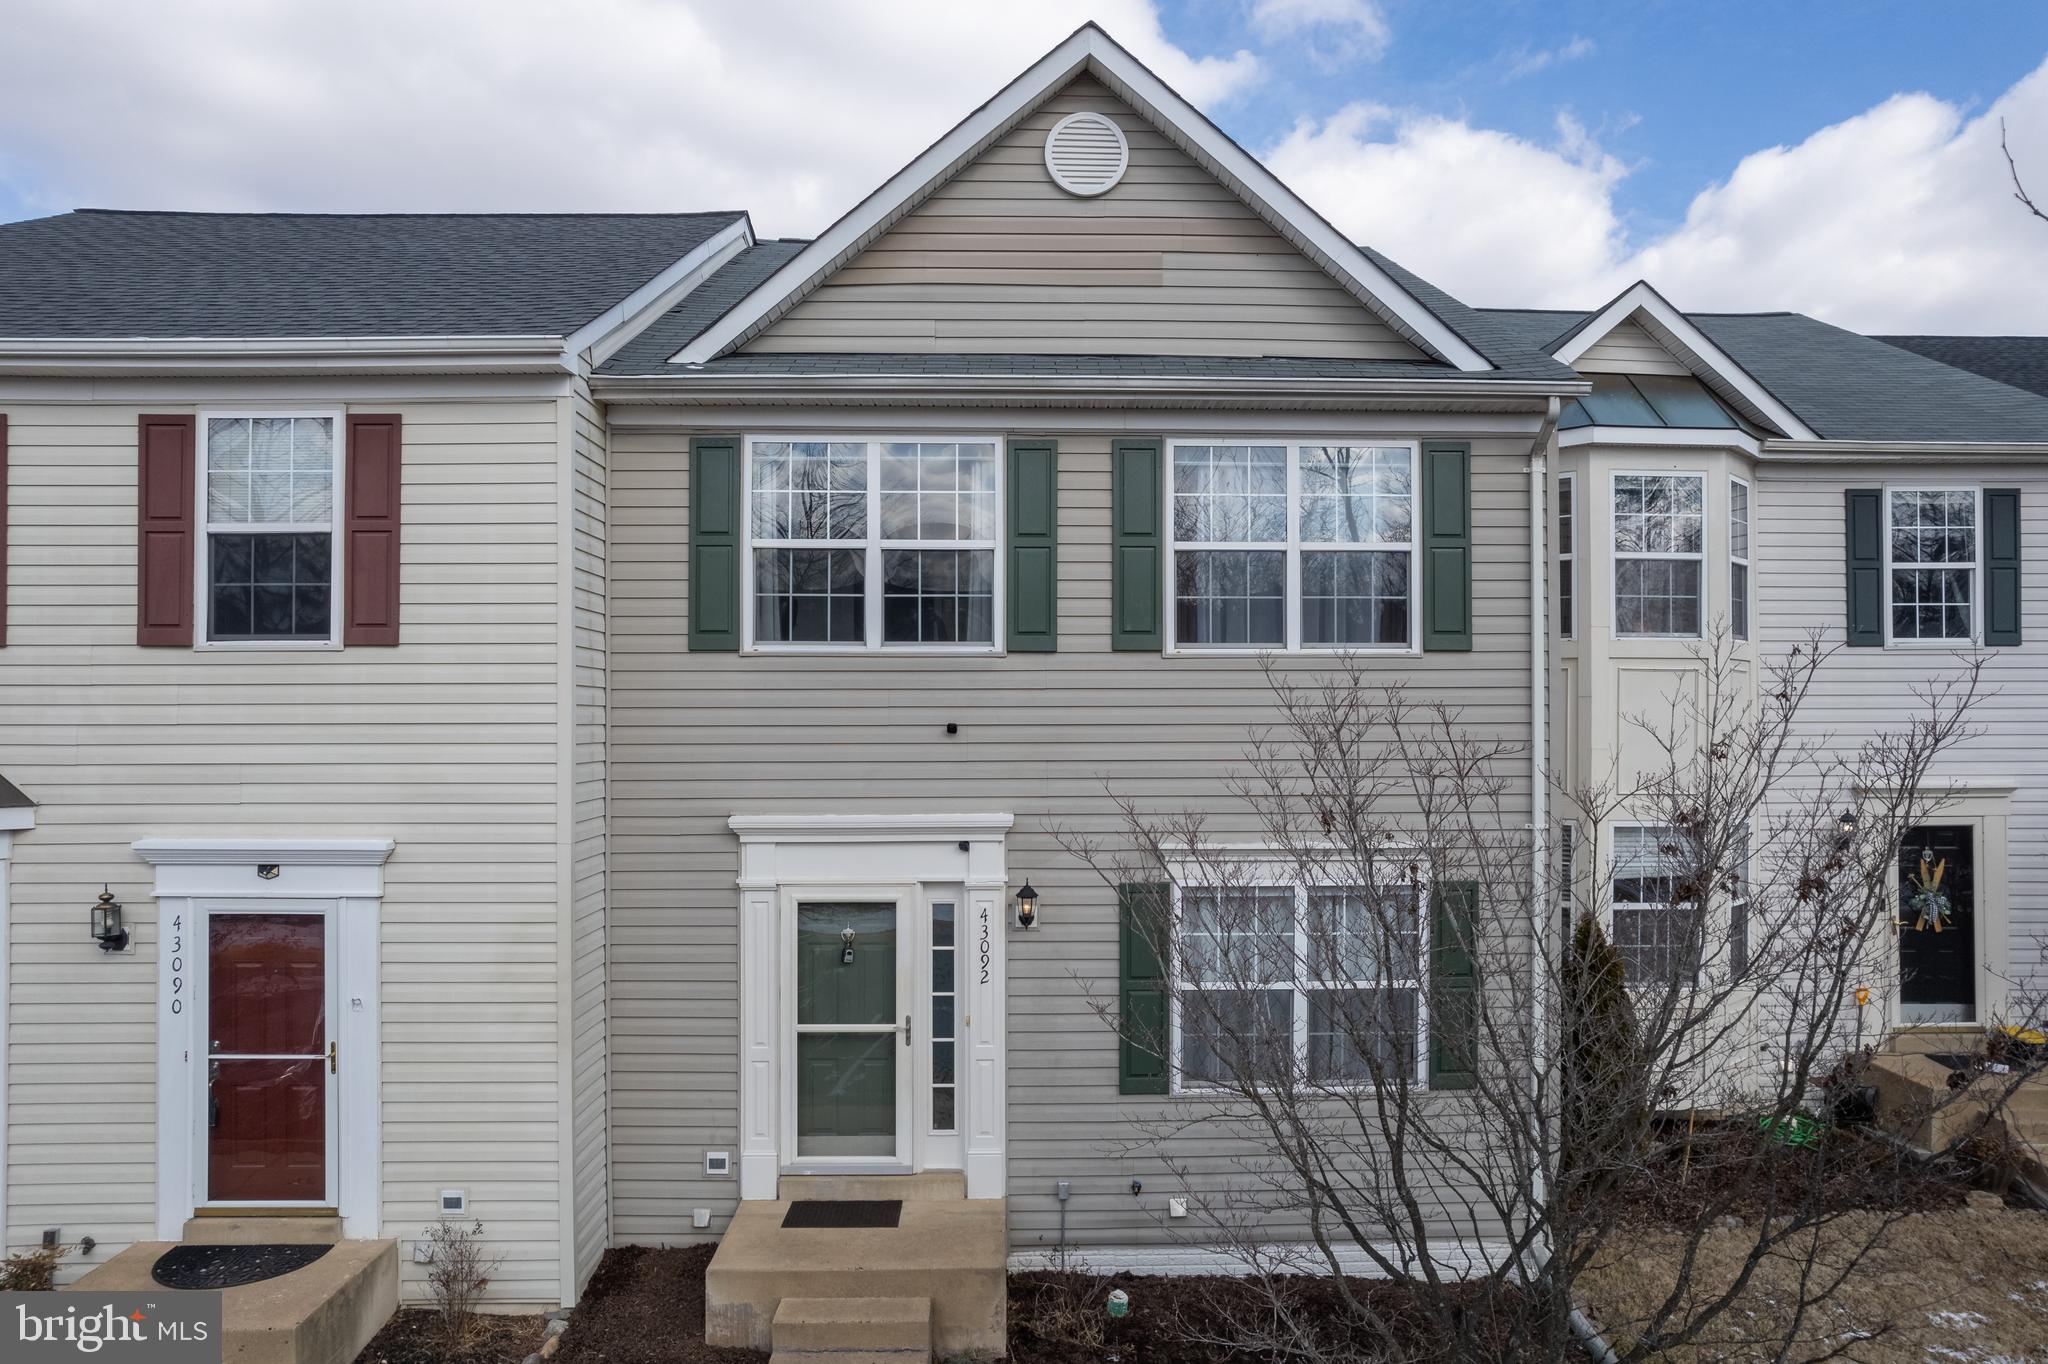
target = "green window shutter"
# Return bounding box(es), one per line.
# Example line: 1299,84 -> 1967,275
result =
1844,488 -> 1883,647
1119,882 -> 1170,1094
689,435 -> 742,652
1985,488 -> 2022,647
1421,442 -> 1473,651
1007,438 -> 1059,652
1110,438 -> 1163,651
1428,880 -> 1479,1091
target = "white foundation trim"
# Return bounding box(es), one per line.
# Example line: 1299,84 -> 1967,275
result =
728,814 -> 1011,1200
135,838 -> 393,1239
1008,1239 -> 1516,1278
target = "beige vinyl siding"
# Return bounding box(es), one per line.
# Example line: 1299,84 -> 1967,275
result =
1575,319 -> 1689,376
567,383 -> 612,1290
1757,461 -> 2048,982
0,394 -> 567,1303
604,420 -> 1535,1250
746,76 -> 1427,361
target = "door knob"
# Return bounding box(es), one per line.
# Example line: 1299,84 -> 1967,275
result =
903,1014 -> 911,1047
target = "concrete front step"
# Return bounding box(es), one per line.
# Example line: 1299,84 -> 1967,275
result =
182,1215 -> 343,1245
772,1295 -> 931,1362
707,1195 -> 1004,1356
67,1238 -> 397,1364
778,1171 -> 964,1201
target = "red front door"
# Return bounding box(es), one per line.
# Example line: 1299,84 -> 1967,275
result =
207,913 -> 329,1202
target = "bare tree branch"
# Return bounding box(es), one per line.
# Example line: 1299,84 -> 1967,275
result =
2003,117 -> 2048,224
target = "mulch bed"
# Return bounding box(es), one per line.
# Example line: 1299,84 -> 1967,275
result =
1010,1268 -> 1513,1364
1615,1119 -> 1977,1228
354,1309 -> 546,1364
553,1246 -> 764,1364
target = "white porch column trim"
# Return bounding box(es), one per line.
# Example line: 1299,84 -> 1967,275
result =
729,814 -> 1013,1200
134,838 -> 394,1240
0,805 -> 38,1251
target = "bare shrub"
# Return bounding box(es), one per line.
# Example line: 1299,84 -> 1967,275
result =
423,1219 -> 500,1352
1057,632 -> 2045,1363
0,1244 -> 65,1292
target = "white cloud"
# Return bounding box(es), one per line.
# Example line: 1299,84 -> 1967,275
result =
1265,56 -> 2048,332
0,0 -> 1258,236
1505,35 -> 1594,81
1248,0 -> 1390,65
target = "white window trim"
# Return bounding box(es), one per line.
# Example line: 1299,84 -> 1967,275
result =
194,409 -> 346,652
1729,473 -> 1751,643
1610,469 -> 1706,641
1165,869 -> 1432,1095
1557,471 -> 1577,641
740,434 -> 1006,655
1163,437 -> 1423,655
1882,483 -> 1982,648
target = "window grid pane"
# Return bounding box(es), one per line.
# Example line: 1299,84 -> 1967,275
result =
1611,825 -> 1702,982
1613,475 -> 1704,639
880,442 -> 997,542
883,549 -> 995,645
1298,446 -> 1412,545
930,902 -> 956,1134
1888,489 -> 1976,641
208,533 -> 331,641
751,441 -> 867,541
1173,445 -> 1286,543
1175,549 -> 1284,645
1730,480 -> 1750,641
753,548 -> 865,644
1558,476 -> 1576,639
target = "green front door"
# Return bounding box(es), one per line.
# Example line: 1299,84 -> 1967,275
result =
795,901 -> 902,1158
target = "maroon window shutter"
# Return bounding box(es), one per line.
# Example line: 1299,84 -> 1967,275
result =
345,414 -> 402,646
137,414 -> 196,647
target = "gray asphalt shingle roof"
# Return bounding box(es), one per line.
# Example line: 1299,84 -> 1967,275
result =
1875,335 -> 2048,400
1474,307 -> 2048,444
0,209 -> 745,339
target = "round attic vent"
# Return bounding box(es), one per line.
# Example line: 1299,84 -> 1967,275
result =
1044,111 -> 1129,197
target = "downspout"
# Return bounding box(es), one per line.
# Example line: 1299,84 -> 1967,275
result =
1523,399 -> 1614,1360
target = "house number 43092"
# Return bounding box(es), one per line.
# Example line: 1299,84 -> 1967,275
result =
978,904 -> 991,985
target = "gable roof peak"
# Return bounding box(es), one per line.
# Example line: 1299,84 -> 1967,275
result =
668,23 -> 1495,373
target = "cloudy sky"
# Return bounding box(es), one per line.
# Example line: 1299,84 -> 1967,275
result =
3,0 -> 2045,332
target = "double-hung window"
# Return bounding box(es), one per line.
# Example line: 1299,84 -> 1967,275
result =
1610,824 -> 1702,983
747,438 -> 1000,650
1886,487 -> 1978,643
1613,472 -> 1704,638
1557,472 -> 1577,639
1174,878 -> 1425,1089
1169,441 -> 1417,651
201,413 -> 342,645
1729,476 -> 1751,641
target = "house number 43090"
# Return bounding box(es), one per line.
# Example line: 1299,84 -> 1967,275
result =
168,913 -> 184,1013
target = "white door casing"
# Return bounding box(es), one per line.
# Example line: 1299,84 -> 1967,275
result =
730,814 -> 1011,1200
135,838 -> 392,1239
0,803 -> 37,1251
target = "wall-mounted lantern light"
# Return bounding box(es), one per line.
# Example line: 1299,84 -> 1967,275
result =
1015,881 -> 1040,930
91,886 -> 128,952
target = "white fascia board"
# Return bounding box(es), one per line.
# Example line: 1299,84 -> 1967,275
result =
567,217 -> 754,369
594,374 -> 1572,408
1758,438 -> 2048,463
1552,281 -> 1820,440
672,25 -> 1491,373
0,334 -> 579,377
728,812 -> 1015,842
1558,425 -> 1762,454
0,807 -> 33,832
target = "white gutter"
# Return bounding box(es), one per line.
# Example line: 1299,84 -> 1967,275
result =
592,374 -> 1584,406
0,333 -> 580,376
1558,425 -> 1762,455
1758,438 -> 2048,462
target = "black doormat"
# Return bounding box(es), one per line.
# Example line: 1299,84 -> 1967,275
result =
781,1199 -> 902,1229
152,1243 -> 331,1290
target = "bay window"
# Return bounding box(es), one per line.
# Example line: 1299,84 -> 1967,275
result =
747,438 -> 999,650
1610,824 -> 1703,983
1613,472 -> 1704,638
201,413 -> 341,645
1886,487 -> 1978,643
1169,441 -> 1417,651
1729,476 -> 1750,641
1557,472 -> 1577,639
1174,878 -> 1425,1089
